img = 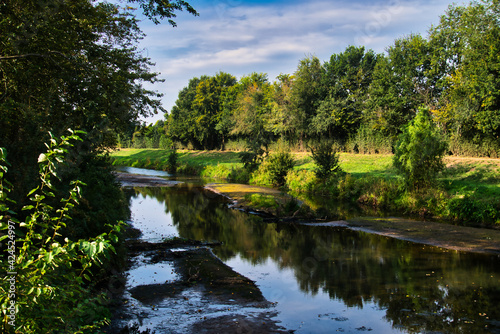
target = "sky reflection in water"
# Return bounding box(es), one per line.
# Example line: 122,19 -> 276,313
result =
125,184 -> 500,333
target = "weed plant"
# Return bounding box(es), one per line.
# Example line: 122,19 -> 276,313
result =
1,132 -> 124,333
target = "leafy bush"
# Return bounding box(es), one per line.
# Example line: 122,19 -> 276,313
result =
393,107 -> 447,190
159,135 -> 173,150
201,164 -> 232,179
225,139 -> 247,151
228,167 -> 251,183
308,140 -> 342,180
66,154 -> 129,240
264,151 -> 295,187
447,133 -> 500,158
0,132 -> 124,333
285,169 -> 317,194
167,148 -> 178,173
356,176 -> 402,209
239,150 -> 265,172
244,194 -> 278,209
249,162 -> 273,186
347,123 -> 393,154
447,196 -> 499,226
336,174 -> 361,200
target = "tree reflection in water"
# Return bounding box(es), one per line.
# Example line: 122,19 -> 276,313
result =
126,186 -> 500,333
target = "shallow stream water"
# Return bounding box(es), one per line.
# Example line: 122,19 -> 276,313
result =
113,167 -> 500,333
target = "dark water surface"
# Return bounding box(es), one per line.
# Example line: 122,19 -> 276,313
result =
121,171 -> 500,333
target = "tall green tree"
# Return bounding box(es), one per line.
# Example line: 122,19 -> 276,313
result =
430,0 -> 500,150
312,46 -> 378,141
393,107 -> 447,190
167,72 -> 236,150
193,71 -> 237,149
366,34 -> 436,140
167,76 -> 204,147
231,73 -> 274,168
268,74 -> 295,140
289,56 -> 326,147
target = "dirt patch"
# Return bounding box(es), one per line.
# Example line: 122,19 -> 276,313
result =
345,217 -> 500,255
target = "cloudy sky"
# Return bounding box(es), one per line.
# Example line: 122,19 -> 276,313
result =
133,0 -> 461,123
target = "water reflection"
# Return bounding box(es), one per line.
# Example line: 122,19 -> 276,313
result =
126,186 -> 500,333
116,166 -> 172,177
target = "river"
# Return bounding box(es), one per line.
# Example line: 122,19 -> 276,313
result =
110,167 -> 500,333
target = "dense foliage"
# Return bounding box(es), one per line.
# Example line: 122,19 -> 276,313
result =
127,0 -> 500,159
0,0 -> 197,212
308,140 -> 343,180
0,133 -> 125,333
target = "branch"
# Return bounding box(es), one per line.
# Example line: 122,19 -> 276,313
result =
0,51 -> 69,61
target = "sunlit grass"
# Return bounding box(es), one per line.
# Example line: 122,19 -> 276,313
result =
441,158 -> 500,197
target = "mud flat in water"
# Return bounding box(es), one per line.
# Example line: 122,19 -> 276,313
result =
108,239 -> 289,333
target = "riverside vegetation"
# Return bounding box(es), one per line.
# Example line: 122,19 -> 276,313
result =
123,1 -> 500,162
110,140 -> 500,228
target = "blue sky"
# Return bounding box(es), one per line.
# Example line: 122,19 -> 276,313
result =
132,0 -> 461,123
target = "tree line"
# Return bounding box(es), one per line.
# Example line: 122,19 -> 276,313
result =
127,0 -> 500,158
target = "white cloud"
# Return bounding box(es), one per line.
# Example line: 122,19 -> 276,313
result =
138,0 -> 455,123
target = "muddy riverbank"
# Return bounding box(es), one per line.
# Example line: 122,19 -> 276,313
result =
108,237 -> 290,333
206,183 -> 500,255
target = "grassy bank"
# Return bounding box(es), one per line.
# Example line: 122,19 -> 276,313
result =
109,148 -> 500,227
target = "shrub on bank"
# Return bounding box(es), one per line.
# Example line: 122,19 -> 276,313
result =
244,193 -> 279,209
447,196 -> 500,227
286,170 -> 317,194
201,164 -> 233,179
308,140 -> 342,180
266,151 -> 295,187
447,133 -> 500,158
393,107 -> 447,190
249,161 -> 273,186
355,177 -> 402,210
1,135 -> 124,333
229,167 -> 251,183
